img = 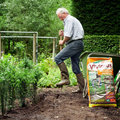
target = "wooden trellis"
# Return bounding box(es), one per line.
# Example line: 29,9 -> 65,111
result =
0,31 -> 57,63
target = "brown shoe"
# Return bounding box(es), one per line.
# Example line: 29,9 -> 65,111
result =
56,80 -> 70,87
76,72 -> 85,93
56,62 -> 70,87
75,73 -> 88,98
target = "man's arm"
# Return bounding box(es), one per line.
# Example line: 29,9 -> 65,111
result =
59,36 -> 70,45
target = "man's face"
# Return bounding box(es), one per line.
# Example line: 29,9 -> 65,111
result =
57,13 -> 64,21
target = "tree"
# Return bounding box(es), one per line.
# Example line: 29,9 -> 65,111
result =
0,0 -> 7,30
3,0 -> 72,36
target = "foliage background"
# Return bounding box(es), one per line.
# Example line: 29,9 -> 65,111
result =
72,0 -> 120,35
0,0 -> 72,36
0,0 -> 119,57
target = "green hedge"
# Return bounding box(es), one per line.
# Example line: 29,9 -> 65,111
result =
83,35 -> 120,54
72,0 -> 120,35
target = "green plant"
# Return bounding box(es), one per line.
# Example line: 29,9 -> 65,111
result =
0,80 -> 8,116
16,57 -> 33,107
0,54 -> 42,115
6,60 -> 17,110
37,58 -> 77,87
14,42 -> 26,59
0,54 -> 14,116
31,64 -> 43,103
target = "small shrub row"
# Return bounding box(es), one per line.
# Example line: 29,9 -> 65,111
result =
0,55 -> 43,116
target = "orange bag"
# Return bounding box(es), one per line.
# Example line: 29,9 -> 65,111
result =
87,57 -> 117,107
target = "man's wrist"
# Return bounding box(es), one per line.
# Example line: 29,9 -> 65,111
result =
64,36 -> 70,43
62,39 -> 65,44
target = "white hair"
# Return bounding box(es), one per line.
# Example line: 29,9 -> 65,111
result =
56,8 -> 69,15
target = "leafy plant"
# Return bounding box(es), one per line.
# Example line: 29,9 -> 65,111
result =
31,64 -> 43,103
15,57 -> 33,107
37,58 -> 77,88
0,54 -> 14,116
0,80 -> 8,116
14,42 -> 26,59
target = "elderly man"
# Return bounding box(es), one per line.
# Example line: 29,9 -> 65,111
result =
55,8 -> 85,94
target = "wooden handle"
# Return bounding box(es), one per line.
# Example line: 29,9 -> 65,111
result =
60,36 -> 63,51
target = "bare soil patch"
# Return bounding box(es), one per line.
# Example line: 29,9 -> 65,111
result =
1,86 -> 120,120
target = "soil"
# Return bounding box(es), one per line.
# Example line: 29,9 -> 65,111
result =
0,86 -> 120,120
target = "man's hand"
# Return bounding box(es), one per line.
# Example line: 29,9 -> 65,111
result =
59,40 -> 64,45
59,30 -> 64,36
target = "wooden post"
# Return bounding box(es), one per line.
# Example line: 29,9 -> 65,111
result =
60,36 -> 63,51
33,33 -> 36,64
52,38 -> 56,59
0,32 -> 1,59
36,32 -> 38,64
2,40 -> 4,56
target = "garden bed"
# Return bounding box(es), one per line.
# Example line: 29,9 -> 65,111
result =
1,86 -> 120,120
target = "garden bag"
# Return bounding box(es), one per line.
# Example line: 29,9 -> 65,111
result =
87,57 -> 117,107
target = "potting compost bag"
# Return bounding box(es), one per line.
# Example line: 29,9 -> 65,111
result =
87,57 -> 117,107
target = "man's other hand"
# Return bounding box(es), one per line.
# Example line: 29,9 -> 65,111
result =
59,40 -> 64,45
59,30 -> 64,36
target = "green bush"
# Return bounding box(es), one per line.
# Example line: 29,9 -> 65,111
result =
0,54 -> 16,115
84,35 -> 120,54
72,0 -> 120,35
0,55 -> 43,115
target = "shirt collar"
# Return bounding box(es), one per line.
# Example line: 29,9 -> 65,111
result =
64,15 -> 70,23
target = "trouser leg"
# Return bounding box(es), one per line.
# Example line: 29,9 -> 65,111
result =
71,53 -> 84,94
54,40 -> 84,87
